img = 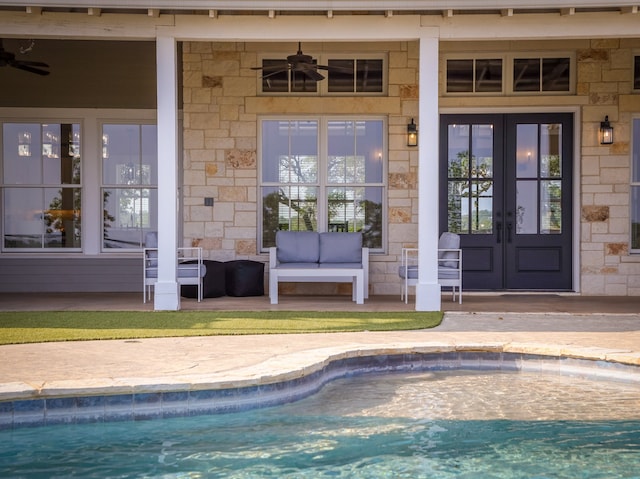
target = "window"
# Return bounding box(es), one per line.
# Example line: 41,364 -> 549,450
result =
258,54 -> 386,95
444,53 -> 573,95
631,117 -> 640,252
446,58 -> 503,93
634,55 -> 640,91
260,117 -> 385,251
513,57 -> 570,92
2,122 -> 81,250
101,123 -> 157,249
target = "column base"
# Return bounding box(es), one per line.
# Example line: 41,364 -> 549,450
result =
415,282 -> 441,311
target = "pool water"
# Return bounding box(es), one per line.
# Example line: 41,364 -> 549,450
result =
2,370 -> 640,478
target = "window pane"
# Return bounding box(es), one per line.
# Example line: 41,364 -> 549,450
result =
475,59 -> 502,92
516,180 -> 538,234
261,60 -> 289,92
471,125 -> 493,178
541,180 -> 562,234
633,118 -> 640,183
632,186 -> 640,250
327,186 -> 382,248
356,59 -> 383,92
103,187 -> 157,249
3,187 -> 81,248
447,59 -> 473,93
447,124 -> 470,177
103,124 -> 142,185
328,120 -> 383,184
141,124 -> 157,185
471,181 -> 493,234
3,123 -> 42,184
328,59 -> 354,93
542,58 -> 570,91
514,58 -> 540,92
447,180 -> 468,234
540,123 -> 562,178
635,56 -> 640,91
291,61 -> 318,93
516,124 -> 539,178
262,120 -> 318,184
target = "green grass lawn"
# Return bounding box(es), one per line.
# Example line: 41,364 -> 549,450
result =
0,310 -> 443,345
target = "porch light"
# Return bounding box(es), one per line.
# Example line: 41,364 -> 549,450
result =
600,115 -> 613,145
407,118 -> 418,147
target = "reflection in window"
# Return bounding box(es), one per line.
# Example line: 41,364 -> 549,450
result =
515,123 -> 563,235
447,124 -> 494,234
446,59 -> 502,93
102,124 -> 157,249
514,57 -> 570,92
261,118 -> 385,250
2,122 -> 81,250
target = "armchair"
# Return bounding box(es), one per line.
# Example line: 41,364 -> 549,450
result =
143,232 -> 206,303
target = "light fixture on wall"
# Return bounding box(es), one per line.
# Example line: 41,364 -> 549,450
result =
407,118 -> 418,147
600,115 -> 613,145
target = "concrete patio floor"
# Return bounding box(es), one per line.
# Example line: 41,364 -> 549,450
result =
0,292 -> 639,408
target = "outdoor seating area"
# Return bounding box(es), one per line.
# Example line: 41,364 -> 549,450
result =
269,231 -> 369,305
143,232 -> 206,303
399,232 -> 463,304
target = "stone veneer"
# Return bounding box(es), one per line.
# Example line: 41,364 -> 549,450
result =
182,41 -> 419,297
182,39 -> 640,298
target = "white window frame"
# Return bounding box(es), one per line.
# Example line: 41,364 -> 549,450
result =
258,115 -> 388,253
0,108 -> 156,257
256,52 -> 388,96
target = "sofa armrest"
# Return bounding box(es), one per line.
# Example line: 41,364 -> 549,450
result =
269,247 -> 277,269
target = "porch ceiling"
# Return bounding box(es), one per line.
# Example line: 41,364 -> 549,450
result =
0,0 -> 637,17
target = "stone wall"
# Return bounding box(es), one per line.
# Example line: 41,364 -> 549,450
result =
182,41 -> 419,296
182,39 -> 640,297
578,39 -> 640,295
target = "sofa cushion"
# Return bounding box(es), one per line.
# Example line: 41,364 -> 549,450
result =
438,232 -> 460,268
276,231 -> 320,263
319,232 -> 362,263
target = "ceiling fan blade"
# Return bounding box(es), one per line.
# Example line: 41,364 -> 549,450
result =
13,63 -> 50,76
317,63 -> 354,73
14,60 -> 49,68
261,69 -> 288,80
298,64 -> 324,81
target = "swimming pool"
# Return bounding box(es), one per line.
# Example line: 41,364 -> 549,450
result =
1,366 -> 640,478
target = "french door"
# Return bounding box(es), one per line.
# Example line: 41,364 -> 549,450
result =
440,113 -> 573,290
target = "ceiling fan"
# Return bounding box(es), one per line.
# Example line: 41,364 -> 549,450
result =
251,42 -> 349,82
0,39 -> 50,76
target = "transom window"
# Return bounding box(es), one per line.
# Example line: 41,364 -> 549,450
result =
258,54 -> 386,96
634,55 -> 640,91
101,123 -> 157,250
259,117 -> 386,251
444,53 -> 573,95
2,122 -> 81,250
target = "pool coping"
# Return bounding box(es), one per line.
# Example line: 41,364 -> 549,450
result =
2,341 -> 639,429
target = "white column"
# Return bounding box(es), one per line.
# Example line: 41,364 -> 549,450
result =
415,30 -> 442,312
154,36 -> 180,311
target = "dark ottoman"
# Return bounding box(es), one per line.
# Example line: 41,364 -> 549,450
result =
225,260 -> 265,297
181,260 -> 226,299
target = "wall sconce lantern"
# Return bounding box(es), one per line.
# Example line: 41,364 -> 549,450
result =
600,115 -> 613,145
407,118 -> 418,147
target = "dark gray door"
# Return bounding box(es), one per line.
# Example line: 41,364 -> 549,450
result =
440,113 -> 573,290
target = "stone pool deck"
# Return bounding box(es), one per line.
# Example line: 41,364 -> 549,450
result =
1,305 -> 639,405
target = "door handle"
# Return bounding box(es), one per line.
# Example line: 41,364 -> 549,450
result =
507,222 -> 513,243
496,221 -> 502,244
